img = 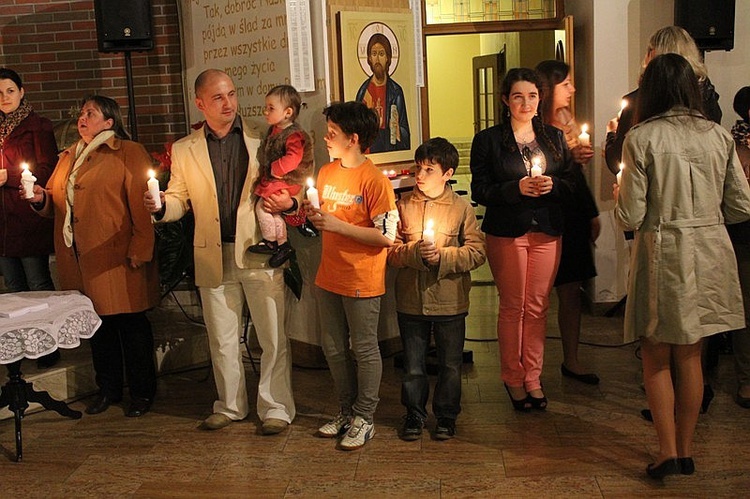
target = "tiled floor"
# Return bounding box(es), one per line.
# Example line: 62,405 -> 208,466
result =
2,283 -> 750,497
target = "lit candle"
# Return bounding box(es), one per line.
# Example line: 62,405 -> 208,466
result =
618,99 -> 628,119
423,219 -> 435,245
306,177 -> 320,209
578,124 -> 591,148
147,169 -> 162,210
530,157 -> 542,177
616,162 -> 624,185
20,162 -> 36,199
382,169 -> 389,176
389,169 -> 397,177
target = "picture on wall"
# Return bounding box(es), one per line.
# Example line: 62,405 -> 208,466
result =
337,11 -> 419,165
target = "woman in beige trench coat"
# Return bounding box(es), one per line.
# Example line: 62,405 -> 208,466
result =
615,54 -> 750,479
29,95 -> 159,418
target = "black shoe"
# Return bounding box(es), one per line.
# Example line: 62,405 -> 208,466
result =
435,418 -> 456,440
85,394 -> 121,415
700,384 -> 714,414
504,383 -> 531,412
36,349 -> 61,369
297,221 -> 319,237
269,242 -> 294,268
125,397 -> 152,417
560,364 -> 600,385
646,458 -> 680,479
248,239 -> 278,255
678,457 -> 695,475
736,391 -> 750,409
529,393 -> 548,411
400,413 -> 423,441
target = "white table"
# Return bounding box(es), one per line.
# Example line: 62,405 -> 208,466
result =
0,291 -> 101,461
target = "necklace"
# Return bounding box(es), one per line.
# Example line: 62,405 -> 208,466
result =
513,128 -> 535,145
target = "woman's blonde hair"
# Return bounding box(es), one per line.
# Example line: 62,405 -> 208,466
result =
646,26 -> 707,80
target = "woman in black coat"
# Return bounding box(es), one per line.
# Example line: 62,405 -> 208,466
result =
470,67 -> 574,411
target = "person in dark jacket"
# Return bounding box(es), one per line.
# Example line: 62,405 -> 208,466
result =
470,68 -> 574,412
605,26 -> 722,175
0,67 -> 59,368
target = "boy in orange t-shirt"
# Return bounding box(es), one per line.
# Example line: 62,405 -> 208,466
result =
305,101 -> 398,450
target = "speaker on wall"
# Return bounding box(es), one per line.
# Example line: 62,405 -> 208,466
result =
675,0 -> 735,51
94,0 -> 154,52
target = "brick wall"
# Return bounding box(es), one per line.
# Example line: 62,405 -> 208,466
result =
0,0 -> 186,155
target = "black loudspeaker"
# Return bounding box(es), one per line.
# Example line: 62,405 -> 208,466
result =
675,0 -> 735,51
94,0 -> 154,52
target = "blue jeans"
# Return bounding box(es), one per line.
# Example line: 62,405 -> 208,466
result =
398,313 -> 465,421
0,255 -> 54,292
316,287 -> 382,423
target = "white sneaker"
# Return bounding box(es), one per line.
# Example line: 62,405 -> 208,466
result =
339,415 -> 375,450
317,412 -> 352,438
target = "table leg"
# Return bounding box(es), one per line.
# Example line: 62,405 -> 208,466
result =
0,360 -> 82,462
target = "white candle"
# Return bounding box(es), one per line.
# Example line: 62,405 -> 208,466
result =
20,162 -> 36,199
616,162 -> 624,185
618,99 -> 628,119
578,124 -> 591,148
530,157 -> 542,177
423,219 -> 435,245
147,169 -> 162,210
306,177 -> 320,209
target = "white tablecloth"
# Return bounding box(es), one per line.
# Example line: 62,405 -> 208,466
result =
0,291 -> 101,364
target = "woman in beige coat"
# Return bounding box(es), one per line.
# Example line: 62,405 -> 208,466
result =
29,95 -> 159,418
615,54 -> 750,479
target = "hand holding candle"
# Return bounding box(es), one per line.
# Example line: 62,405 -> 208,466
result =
616,162 -> 624,185
578,124 -> 591,148
20,162 -> 37,199
423,219 -> 435,246
306,177 -> 320,209
147,169 -> 162,210
530,157 -> 542,178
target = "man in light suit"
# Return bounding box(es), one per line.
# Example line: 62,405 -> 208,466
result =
144,69 -> 296,433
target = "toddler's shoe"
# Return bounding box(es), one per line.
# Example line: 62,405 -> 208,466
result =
269,242 -> 294,268
248,239 -> 278,255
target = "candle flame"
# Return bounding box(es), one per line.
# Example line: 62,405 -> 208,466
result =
581,123 -> 588,133
382,169 -> 389,175
619,162 -> 625,172
148,169 -> 156,179
425,219 -> 434,231
21,162 -> 29,171
307,177 -> 314,188
532,156 -> 540,167
620,99 -> 628,111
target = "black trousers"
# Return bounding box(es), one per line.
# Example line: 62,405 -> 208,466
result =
89,311 -> 157,400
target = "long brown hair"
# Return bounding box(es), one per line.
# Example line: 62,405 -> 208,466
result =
637,53 -> 704,123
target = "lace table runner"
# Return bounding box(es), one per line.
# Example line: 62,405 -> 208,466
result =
0,291 -> 101,364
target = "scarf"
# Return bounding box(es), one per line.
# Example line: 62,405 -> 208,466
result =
62,130 -> 116,247
731,120 -> 750,149
0,99 -> 33,146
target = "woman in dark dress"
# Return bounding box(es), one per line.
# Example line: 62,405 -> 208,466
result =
536,60 -> 600,385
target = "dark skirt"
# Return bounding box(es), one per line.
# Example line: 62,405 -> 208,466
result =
554,211 -> 597,286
